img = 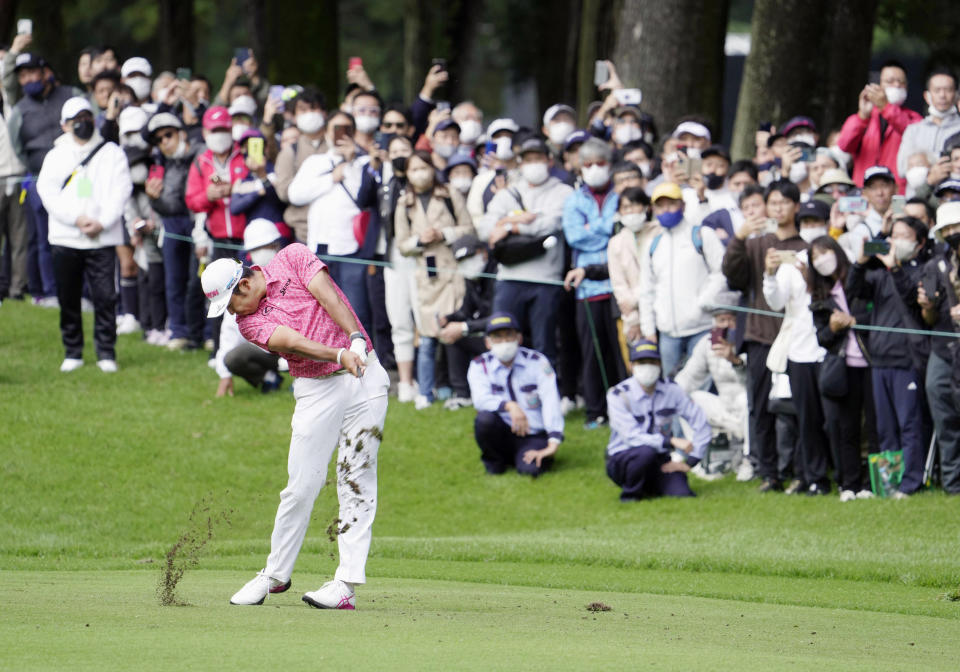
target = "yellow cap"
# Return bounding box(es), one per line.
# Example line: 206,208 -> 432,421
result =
651,182 -> 683,203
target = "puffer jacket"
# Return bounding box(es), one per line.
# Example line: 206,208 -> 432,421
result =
185,145 -> 249,239
562,184 -> 619,300
150,143 -> 201,219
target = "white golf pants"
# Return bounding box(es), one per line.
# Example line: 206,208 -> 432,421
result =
384,246 -> 420,363
264,355 -> 389,585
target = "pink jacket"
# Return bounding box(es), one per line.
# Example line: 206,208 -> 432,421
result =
836,103 -> 922,193
185,147 -> 249,240
607,225 -> 659,333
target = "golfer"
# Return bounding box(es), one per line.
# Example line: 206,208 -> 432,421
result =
202,242 -> 389,609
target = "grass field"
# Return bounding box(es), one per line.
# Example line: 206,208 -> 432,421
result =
2,300 -> 959,670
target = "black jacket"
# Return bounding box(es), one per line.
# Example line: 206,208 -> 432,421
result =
810,290 -> 871,363
150,143 -> 202,218
445,257 -> 497,334
920,247 -> 960,362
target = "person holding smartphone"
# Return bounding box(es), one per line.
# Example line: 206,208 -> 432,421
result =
228,129 -> 291,246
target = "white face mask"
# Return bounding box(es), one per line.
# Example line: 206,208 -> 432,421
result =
788,161 -> 808,184
126,76 -> 151,101
171,138 -> 188,159
613,124 -> 641,146
450,176 -> 473,194
893,238 -> 917,261
636,161 -> 652,178
812,250 -> 838,277
790,133 -> 817,146
407,168 -> 434,192
122,133 -> 149,150
459,120 -> 482,145
457,254 -> 485,280
433,142 -> 456,159
548,121 -> 575,146
250,248 -> 277,266
799,226 -> 827,244
490,340 -> 519,363
129,163 -> 148,184
355,115 -> 380,134
204,131 -> 233,155
231,124 -> 250,142
906,166 -> 929,189
620,212 -> 647,232
296,111 -> 324,135
582,164 -> 610,188
885,87 -> 907,106
632,362 -> 661,387
521,162 -> 549,186
495,136 -> 514,160
928,104 -> 952,119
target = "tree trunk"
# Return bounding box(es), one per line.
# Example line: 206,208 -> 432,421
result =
0,0 -> 19,47
444,0 -> 484,104
612,0 -> 729,144
730,0 -> 830,160
819,0 -> 878,136
158,0 -> 194,71
266,0 -> 338,105
245,0 -> 266,75
575,0 -> 616,125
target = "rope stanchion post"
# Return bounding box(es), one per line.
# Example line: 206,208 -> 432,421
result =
581,298 -> 610,391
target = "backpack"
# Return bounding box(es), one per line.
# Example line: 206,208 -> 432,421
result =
649,225 -> 704,258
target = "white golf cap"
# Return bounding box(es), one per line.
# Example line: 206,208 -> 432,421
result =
228,95 -> 257,117
60,96 -> 92,124
933,202 -> 960,241
671,121 -> 711,142
118,106 -> 148,136
121,57 -> 153,79
146,112 -> 183,135
542,103 -> 575,126
201,259 -> 244,318
487,118 -> 519,137
244,218 -> 282,252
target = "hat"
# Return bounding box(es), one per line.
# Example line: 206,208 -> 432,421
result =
487,118 -> 519,137
201,259 -> 244,318
445,152 -> 478,174
13,52 -> 45,72
485,312 -> 520,335
701,144 -> 730,162
243,219 -> 282,251
651,181 -> 683,203
228,95 -> 257,118
934,178 -> 960,197
452,234 -> 482,261
629,339 -> 661,362
118,106 -> 148,136
615,105 -> 643,121
202,106 -> 231,131
121,57 -> 152,79
518,137 -> 548,156
543,104 -> 575,126
434,118 -> 461,134
933,202 -> 960,241
563,130 -> 590,152
816,168 -> 855,192
709,290 -> 742,314
863,165 -> 895,185
671,121 -> 711,142
60,97 -> 92,124
146,112 -> 183,136
797,199 -> 830,221
781,116 -> 817,136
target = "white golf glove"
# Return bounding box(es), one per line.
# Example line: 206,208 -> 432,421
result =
350,336 -> 368,363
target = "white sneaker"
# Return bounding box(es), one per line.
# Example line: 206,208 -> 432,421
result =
839,489 -> 856,502
397,381 -> 416,403
735,460 -> 755,482
167,337 -> 190,351
33,296 -> 60,309
97,359 -> 118,373
302,580 -> 355,610
229,570 -> 290,605
691,462 -> 723,481
116,313 -> 141,334
414,394 -> 432,410
560,397 -> 577,416
855,489 -> 875,500
443,397 -> 472,411
60,358 -> 84,372
891,490 -> 910,500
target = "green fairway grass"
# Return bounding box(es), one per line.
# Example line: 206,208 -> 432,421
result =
1,300 -> 958,670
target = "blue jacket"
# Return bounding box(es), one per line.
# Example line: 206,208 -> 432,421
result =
562,184 -> 619,299
230,164 -> 286,224
606,376 -> 711,465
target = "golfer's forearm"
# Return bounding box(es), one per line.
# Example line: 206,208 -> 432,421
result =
268,327 -> 339,362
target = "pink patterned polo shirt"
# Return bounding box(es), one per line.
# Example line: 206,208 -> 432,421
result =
237,243 -> 371,378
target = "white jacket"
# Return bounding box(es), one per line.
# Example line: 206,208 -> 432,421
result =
37,132 -> 132,249
675,336 -> 748,439
762,254 -> 826,364
639,217 -> 726,338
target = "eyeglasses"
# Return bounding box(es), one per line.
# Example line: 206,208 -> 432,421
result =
156,130 -> 177,141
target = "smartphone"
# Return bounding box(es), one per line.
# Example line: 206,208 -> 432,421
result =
765,218 -> 779,233
376,132 -> 394,151
796,145 -> 815,162
348,56 -> 363,70
148,164 -> 165,182
426,255 -> 438,278
710,326 -> 728,345
495,167 -> 507,178
176,67 -> 192,81
868,70 -> 881,85
687,156 -> 702,176
891,195 -> 906,215
593,60 -> 610,87
436,101 -> 451,112
135,219 -> 148,230
431,58 -> 447,71
838,195 -> 868,213
864,240 -> 890,256
17,18 -> 32,35
247,137 -> 264,163
614,88 -> 642,106
234,48 -> 250,66
333,125 -> 349,144
778,250 -> 798,265
484,140 -> 496,155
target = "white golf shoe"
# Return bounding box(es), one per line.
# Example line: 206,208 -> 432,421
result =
302,580 -> 355,610
97,359 -> 118,373
839,489 -> 856,502
60,358 -> 84,373
229,570 -> 291,605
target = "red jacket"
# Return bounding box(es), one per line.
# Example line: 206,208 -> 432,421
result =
836,103 -> 922,193
185,147 -> 249,240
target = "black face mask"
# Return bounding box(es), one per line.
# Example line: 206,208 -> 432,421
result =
391,156 -> 407,175
72,119 -> 94,141
945,233 -> 960,251
704,173 -> 725,190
